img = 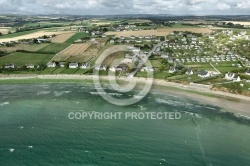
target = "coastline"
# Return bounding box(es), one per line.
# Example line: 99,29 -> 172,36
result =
1,74 -> 250,117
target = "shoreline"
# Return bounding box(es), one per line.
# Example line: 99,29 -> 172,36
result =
1,74 -> 250,117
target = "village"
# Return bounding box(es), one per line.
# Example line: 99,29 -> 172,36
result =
1,18 -> 250,95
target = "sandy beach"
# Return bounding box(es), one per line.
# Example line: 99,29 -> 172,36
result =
1,74 -> 250,117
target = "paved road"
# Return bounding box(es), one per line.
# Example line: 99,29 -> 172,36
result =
127,41 -> 165,78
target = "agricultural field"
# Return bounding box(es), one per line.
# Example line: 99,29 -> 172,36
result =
38,43 -> 70,54
65,32 -> 90,44
0,30 -> 74,43
52,43 -> 92,62
59,43 -> 91,55
0,28 -> 9,35
0,43 -> 50,52
0,52 -> 54,67
185,63 -> 217,72
51,32 -> 76,43
123,19 -> 151,24
0,29 -> 40,39
223,21 -> 250,26
24,21 -> 70,27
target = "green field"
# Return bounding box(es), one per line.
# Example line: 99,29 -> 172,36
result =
185,63 -> 216,72
24,21 -> 69,27
38,43 -> 70,54
65,32 -> 90,43
51,68 -> 66,74
61,68 -> 79,74
0,52 -> 54,66
149,60 -> 162,68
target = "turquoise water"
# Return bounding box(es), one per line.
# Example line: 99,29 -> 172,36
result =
0,84 -> 250,166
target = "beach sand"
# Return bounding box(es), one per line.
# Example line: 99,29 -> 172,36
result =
1,74 -> 250,117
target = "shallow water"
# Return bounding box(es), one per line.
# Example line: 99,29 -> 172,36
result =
0,84 -> 250,166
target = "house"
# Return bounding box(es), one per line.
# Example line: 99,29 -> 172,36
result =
47,62 -> 56,68
133,47 -> 140,54
59,62 -> 66,68
95,65 -> 106,71
209,36 -> 215,40
245,69 -> 250,76
186,69 -> 194,75
4,63 -> 15,69
141,67 -> 154,72
37,38 -> 51,43
109,66 -> 117,72
233,75 -> 241,82
69,63 -> 79,69
198,71 -> 210,78
80,63 -> 91,69
225,73 -> 236,81
168,57 -> 174,64
26,64 -> 35,69
245,61 -> 250,67
110,65 -> 127,72
169,67 -> 177,73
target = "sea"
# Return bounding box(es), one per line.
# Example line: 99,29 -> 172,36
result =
0,84 -> 250,166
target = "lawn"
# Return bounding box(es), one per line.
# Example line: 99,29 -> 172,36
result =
167,75 -> 189,80
61,68 -> 79,74
216,66 -> 244,73
38,43 -> 70,54
40,68 -> 57,74
149,60 -> 162,68
154,71 -> 173,79
0,52 -> 55,67
186,63 -> 216,72
1,70 -> 41,74
0,43 -> 49,52
65,32 -> 90,44
74,69 -> 91,74
51,68 -> 66,74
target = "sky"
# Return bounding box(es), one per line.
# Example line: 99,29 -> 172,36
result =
0,0 -> 250,15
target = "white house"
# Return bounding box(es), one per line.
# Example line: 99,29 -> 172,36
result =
225,73 -> 236,81
95,65 -> 106,71
233,75 -> 241,82
109,66 -> 124,72
59,62 -> 66,68
47,62 -> 56,68
80,63 -> 91,69
109,66 -> 117,72
26,64 -> 35,69
245,69 -> 250,76
169,67 -> 177,73
141,67 -> 154,72
69,63 -> 79,69
225,73 -> 241,82
4,63 -> 15,69
186,69 -> 194,75
209,36 -> 215,40
198,71 -> 211,78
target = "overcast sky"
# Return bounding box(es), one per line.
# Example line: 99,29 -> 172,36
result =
0,0 -> 250,15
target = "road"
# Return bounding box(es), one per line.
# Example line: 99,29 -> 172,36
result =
127,41 -> 165,78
